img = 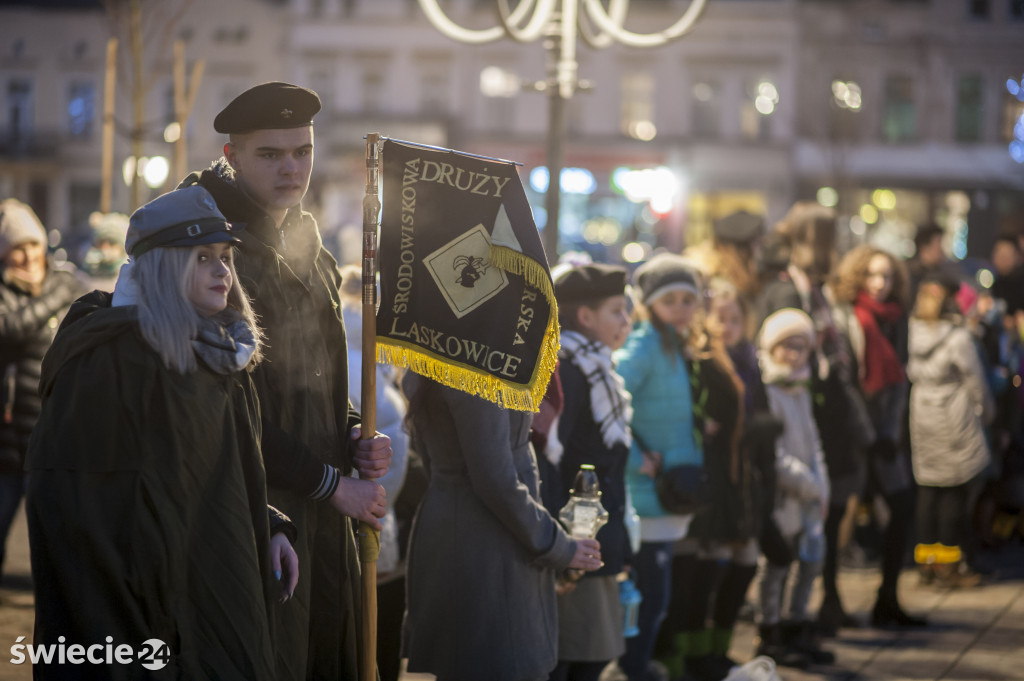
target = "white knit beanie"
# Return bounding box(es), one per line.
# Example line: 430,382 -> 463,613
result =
758,307 -> 814,354
0,199 -> 47,257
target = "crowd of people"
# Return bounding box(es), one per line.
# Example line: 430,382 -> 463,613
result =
0,79 -> 1020,681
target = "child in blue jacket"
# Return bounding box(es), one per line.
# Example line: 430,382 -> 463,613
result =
614,254 -> 704,681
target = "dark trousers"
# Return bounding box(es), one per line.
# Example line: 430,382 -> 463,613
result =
916,483 -> 971,550
548,661 -> 607,681
377,574 -> 405,681
0,473 -> 25,576
878,486 -> 915,601
619,541 -> 673,678
821,501 -> 845,606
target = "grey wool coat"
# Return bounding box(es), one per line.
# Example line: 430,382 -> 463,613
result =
907,318 -> 994,487
403,374 -> 578,681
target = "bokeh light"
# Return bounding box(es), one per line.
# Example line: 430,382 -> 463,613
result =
816,186 -> 838,207
142,156 -> 169,189
1010,140 -> 1024,164
628,120 -> 657,141
859,204 -> 878,224
832,79 -> 862,110
163,122 -> 181,144
755,81 -> 779,116
871,188 -> 896,211
622,241 -> 648,263
977,269 -> 994,289
952,218 -> 968,260
530,167 -> 597,195
480,66 -> 520,98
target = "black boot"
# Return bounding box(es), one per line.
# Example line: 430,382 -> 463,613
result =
756,623 -> 809,669
871,595 -> 927,628
786,620 -> 836,665
816,594 -> 860,638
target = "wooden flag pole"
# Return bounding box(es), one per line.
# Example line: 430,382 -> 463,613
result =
100,37 -> 117,214
358,132 -> 382,681
171,39 -> 205,191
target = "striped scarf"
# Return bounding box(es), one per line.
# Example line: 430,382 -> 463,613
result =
559,330 -> 632,449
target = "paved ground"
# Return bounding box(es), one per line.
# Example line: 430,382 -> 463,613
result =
1,504 -> 1022,681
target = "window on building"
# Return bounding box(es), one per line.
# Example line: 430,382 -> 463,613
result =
882,75 -> 916,142
955,74 -> 984,142
691,80 -> 721,138
6,78 -> 33,140
164,84 -> 176,126
213,25 -> 248,44
68,81 -> 96,139
621,72 -> 655,140
968,0 -> 990,17
741,78 -> 778,141
1002,88 -> 1024,143
361,69 -> 384,113
420,70 -> 449,115
310,69 -> 334,115
482,94 -> 515,133
70,183 -> 101,239
29,183 -> 48,228
419,56 -> 452,116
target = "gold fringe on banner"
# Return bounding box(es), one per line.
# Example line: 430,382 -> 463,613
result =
377,244 -> 560,412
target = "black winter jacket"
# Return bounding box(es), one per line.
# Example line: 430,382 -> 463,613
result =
0,265 -> 84,473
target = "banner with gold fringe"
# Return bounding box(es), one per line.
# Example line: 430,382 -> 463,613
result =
376,139 -> 558,412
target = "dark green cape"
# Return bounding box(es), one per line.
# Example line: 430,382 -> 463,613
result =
25,291 -> 278,680
187,164 -> 365,681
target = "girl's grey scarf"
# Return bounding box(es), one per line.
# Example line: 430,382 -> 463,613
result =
193,311 -> 256,375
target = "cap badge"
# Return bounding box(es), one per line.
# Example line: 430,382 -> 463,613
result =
187,224 -> 202,237
281,108 -> 293,119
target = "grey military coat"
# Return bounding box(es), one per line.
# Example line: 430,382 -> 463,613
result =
403,375 -> 578,681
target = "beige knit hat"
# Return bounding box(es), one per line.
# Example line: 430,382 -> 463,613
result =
758,307 -> 814,353
0,199 -> 47,257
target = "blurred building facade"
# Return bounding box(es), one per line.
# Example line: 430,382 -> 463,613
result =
1,0 -> 1022,266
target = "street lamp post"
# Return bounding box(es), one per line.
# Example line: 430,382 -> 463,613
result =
417,0 -> 709,262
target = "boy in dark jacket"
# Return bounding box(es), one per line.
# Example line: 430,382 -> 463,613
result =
545,263 -> 633,681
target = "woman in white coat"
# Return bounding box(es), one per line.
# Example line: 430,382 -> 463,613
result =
907,273 -> 994,587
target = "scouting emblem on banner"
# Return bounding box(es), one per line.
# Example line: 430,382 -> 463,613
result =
425,224 -> 509,318
375,139 -> 558,411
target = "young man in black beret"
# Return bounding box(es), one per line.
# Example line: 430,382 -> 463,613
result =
180,81 -> 391,681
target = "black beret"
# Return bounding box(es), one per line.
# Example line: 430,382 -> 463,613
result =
214,82 -> 321,134
713,210 -> 764,244
554,264 -> 627,304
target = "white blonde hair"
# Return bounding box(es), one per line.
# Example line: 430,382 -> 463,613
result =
132,246 -> 262,373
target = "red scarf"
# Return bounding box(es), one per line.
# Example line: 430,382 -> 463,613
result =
853,291 -> 906,396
